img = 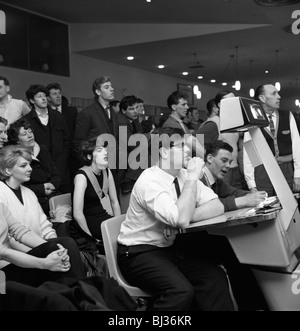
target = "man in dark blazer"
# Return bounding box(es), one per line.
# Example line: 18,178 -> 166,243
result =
202,140 -> 267,211
24,84 -> 71,193
46,83 -> 78,141
117,95 -> 144,194
73,77 -> 118,174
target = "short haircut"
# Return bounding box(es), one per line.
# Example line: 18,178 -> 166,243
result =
254,85 -> 266,101
46,82 -> 61,92
0,145 -> 32,180
120,95 -> 138,112
110,100 -> 120,108
137,98 -> 144,104
92,76 -> 111,97
150,127 -> 185,164
206,99 -> 217,116
141,120 -> 153,133
215,90 -> 231,107
167,91 -> 189,110
205,140 -> 233,162
0,116 -> 8,126
7,119 -> 32,145
0,76 -> 9,86
80,136 -> 108,166
25,84 -> 48,104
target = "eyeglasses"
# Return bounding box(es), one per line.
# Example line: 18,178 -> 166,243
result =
171,141 -> 185,149
19,128 -> 34,137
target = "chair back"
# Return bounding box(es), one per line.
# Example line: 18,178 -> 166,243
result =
101,215 -> 150,297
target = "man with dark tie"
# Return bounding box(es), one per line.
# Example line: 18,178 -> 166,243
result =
244,84 -> 300,196
116,95 -> 144,194
117,127 -> 234,311
202,140 -> 266,211
73,76 -> 118,173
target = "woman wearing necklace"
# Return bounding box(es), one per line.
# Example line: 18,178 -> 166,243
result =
7,118 -> 61,216
73,135 -> 121,253
0,145 -> 85,285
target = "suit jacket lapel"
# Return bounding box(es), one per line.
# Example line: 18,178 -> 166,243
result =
95,102 -> 111,133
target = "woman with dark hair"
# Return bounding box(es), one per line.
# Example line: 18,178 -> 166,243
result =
7,118 -> 61,216
73,135 -> 121,251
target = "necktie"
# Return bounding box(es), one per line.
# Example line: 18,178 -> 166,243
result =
105,106 -> 111,120
173,177 -> 181,198
211,182 -> 217,193
268,114 -> 275,137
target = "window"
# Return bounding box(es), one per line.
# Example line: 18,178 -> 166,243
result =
0,4 -> 70,76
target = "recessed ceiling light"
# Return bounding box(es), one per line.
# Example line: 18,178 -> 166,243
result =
146,0 -> 152,2
158,65 -> 165,69
198,76 -> 203,80
127,56 -> 134,61
265,70 -> 269,74
211,79 -> 216,83
222,82 -> 228,86
182,72 -> 189,76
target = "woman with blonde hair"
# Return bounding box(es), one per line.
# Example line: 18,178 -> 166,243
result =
0,145 -> 85,285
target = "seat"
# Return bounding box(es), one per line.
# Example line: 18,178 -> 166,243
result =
49,193 -> 72,211
101,215 -> 151,299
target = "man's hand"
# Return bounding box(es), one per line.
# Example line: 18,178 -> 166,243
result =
235,191 -> 267,209
293,178 -> 300,192
186,157 -> 205,180
244,191 -> 267,207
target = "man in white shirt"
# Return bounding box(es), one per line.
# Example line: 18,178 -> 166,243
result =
117,127 -> 234,311
0,76 -> 31,126
244,84 -> 300,196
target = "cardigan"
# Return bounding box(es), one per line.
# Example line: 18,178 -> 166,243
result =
0,182 -> 56,253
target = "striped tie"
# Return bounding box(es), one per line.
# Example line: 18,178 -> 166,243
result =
268,114 -> 275,137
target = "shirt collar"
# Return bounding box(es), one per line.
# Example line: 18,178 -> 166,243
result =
153,165 -> 177,187
204,166 -> 216,186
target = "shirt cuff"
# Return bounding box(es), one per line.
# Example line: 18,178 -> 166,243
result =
294,169 -> 300,179
246,180 -> 256,190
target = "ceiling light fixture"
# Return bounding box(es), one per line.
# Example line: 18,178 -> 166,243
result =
249,60 -> 255,98
234,46 -> 241,91
191,53 -> 203,99
198,76 -> 203,80
158,65 -> 165,69
127,56 -> 134,61
275,50 -> 281,91
211,79 -> 216,83
222,82 -> 228,86
182,72 -> 189,76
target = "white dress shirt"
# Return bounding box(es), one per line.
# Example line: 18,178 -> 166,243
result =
243,111 -> 300,189
0,95 -> 31,126
118,166 -> 218,248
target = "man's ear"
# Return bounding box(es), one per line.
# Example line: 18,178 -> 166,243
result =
206,154 -> 213,164
159,147 -> 168,159
171,104 -> 177,112
258,95 -> 266,104
29,98 -> 35,106
6,86 -> 10,94
95,89 -> 101,97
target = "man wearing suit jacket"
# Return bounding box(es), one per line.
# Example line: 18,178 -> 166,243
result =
117,95 -> 144,194
202,140 -> 267,211
24,84 -> 71,193
46,83 -> 78,141
73,77 -> 118,174
46,83 -> 78,181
